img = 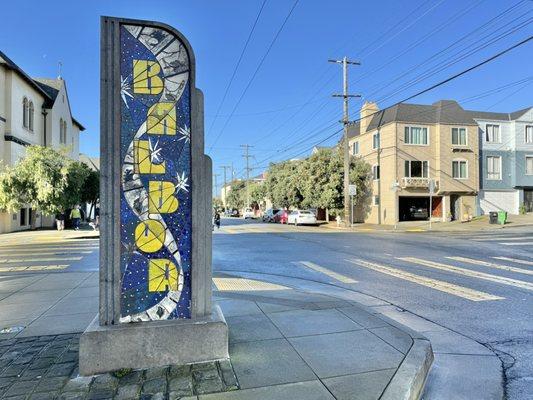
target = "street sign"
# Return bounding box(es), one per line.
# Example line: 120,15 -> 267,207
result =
349,184 -> 357,196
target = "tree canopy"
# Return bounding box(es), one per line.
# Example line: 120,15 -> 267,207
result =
0,146 -> 100,225
225,180 -> 246,210
263,147 -> 371,213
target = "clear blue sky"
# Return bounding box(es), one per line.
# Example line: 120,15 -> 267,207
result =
2,0 -> 532,189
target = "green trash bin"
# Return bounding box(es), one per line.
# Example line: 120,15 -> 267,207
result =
497,211 -> 507,225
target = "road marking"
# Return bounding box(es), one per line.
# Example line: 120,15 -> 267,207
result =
493,256 -> 533,266
0,265 -> 68,272
0,250 -> 93,255
297,261 -> 357,284
499,242 -> 533,246
447,257 -> 533,276
0,257 -> 82,264
400,257 -> 533,291
347,259 -> 502,301
0,246 -> 98,251
472,236 -> 533,241
212,277 -> 289,291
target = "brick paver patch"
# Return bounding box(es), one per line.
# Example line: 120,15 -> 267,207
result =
0,334 -> 238,399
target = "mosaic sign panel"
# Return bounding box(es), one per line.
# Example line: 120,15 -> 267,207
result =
119,24 -> 191,322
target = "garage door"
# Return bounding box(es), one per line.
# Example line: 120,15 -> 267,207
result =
479,190 -> 518,214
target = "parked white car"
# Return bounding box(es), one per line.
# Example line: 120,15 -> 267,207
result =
242,208 -> 255,219
287,210 -> 318,226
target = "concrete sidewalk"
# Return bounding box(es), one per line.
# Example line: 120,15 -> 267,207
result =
321,213 -> 533,233
0,267 -> 436,400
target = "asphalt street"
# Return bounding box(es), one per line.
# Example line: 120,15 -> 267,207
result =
0,223 -> 531,398
213,218 -> 533,400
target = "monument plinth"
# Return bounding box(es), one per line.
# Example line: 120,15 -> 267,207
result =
79,17 -> 228,375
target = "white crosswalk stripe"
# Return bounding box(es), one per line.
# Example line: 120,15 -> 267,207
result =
347,259 -> 503,301
0,257 -> 82,264
493,256 -> 533,266
447,257 -> 533,276
472,236 -> 533,241
499,242 -> 533,246
400,257 -> 533,291
297,261 -> 357,284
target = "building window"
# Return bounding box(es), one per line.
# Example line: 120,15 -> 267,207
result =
526,156 -> 533,175
20,208 -> 27,226
28,101 -> 34,131
486,156 -> 502,180
22,97 -> 29,128
404,160 -> 428,178
352,141 -> 359,155
372,165 -> 380,180
404,126 -> 428,145
452,127 -> 467,146
485,124 -> 500,143
60,119 -> 67,144
373,195 -> 380,206
373,132 -> 380,149
452,160 -> 468,179
526,126 -> 533,144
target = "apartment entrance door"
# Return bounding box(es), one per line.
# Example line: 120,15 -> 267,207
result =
450,195 -> 460,221
524,190 -> 533,212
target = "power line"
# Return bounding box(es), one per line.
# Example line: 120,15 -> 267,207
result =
206,0 -> 267,136
251,37 -> 533,168
208,0 -> 300,152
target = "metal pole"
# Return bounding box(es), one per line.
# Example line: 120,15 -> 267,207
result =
240,144 -> 253,208
328,57 -> 360,228
429,179 -> 433,230
220,165 -> 230,213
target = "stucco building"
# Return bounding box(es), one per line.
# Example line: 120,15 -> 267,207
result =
348,100 -> 480,225
470,107 -> 533,215
0,50 -> 85,233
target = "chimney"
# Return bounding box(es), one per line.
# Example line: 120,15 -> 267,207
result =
360,101 -> 379,134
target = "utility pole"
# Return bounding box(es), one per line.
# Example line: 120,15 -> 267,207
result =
220,165 -> 231,212
240,144 -> 253,208
329,57 -> 361,228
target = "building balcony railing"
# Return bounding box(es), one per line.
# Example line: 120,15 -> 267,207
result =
401,177 -> 438,189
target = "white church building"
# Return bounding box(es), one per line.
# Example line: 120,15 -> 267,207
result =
0,50 -> 85,233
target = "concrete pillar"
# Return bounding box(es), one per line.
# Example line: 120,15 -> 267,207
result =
79,17 -> 227,375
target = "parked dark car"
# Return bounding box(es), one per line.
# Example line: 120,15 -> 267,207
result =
410,206 -> 429,220
262,208 -> 280,222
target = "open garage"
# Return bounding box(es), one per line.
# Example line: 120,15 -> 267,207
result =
399,196 -> 442,221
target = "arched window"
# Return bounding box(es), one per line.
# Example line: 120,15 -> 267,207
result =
22,97 -> 28,128
28,101 -> 34,131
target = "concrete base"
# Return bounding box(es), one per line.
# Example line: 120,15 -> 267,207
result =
79,305 -> 228,375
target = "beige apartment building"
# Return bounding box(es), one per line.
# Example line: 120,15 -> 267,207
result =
349,100 -> 479,225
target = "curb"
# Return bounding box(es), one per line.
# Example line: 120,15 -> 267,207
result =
380,339 -> 433,400
216,270 -> 434,400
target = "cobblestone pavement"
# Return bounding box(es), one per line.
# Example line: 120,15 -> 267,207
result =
0,334 -> 238,400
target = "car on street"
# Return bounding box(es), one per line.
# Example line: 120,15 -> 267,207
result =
273,209 -> 289,224
262,208 -> 280,222
242,208 -> 255,219
287,210 -> 318,226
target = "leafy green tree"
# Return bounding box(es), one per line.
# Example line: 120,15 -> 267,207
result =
249,182 -> 267,210
264,160 -> 303,209
212,197 -> 223,212
81,169 -> 100,220
225,181 -> 245,210
0,146 -> 99,227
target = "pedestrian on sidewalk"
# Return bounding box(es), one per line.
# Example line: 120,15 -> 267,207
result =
55,210 -> 65,231
336,215 -> 341,227
70,205 -> 81,230
214,210 -> 221,229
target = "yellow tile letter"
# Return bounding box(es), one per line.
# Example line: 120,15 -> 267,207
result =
148,259 -> 178,292
133,140 -> 165,174
147,103 -> 176,135
133,60 -> 163,95
148,181 -> 179,214
134,220 -> 165,253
